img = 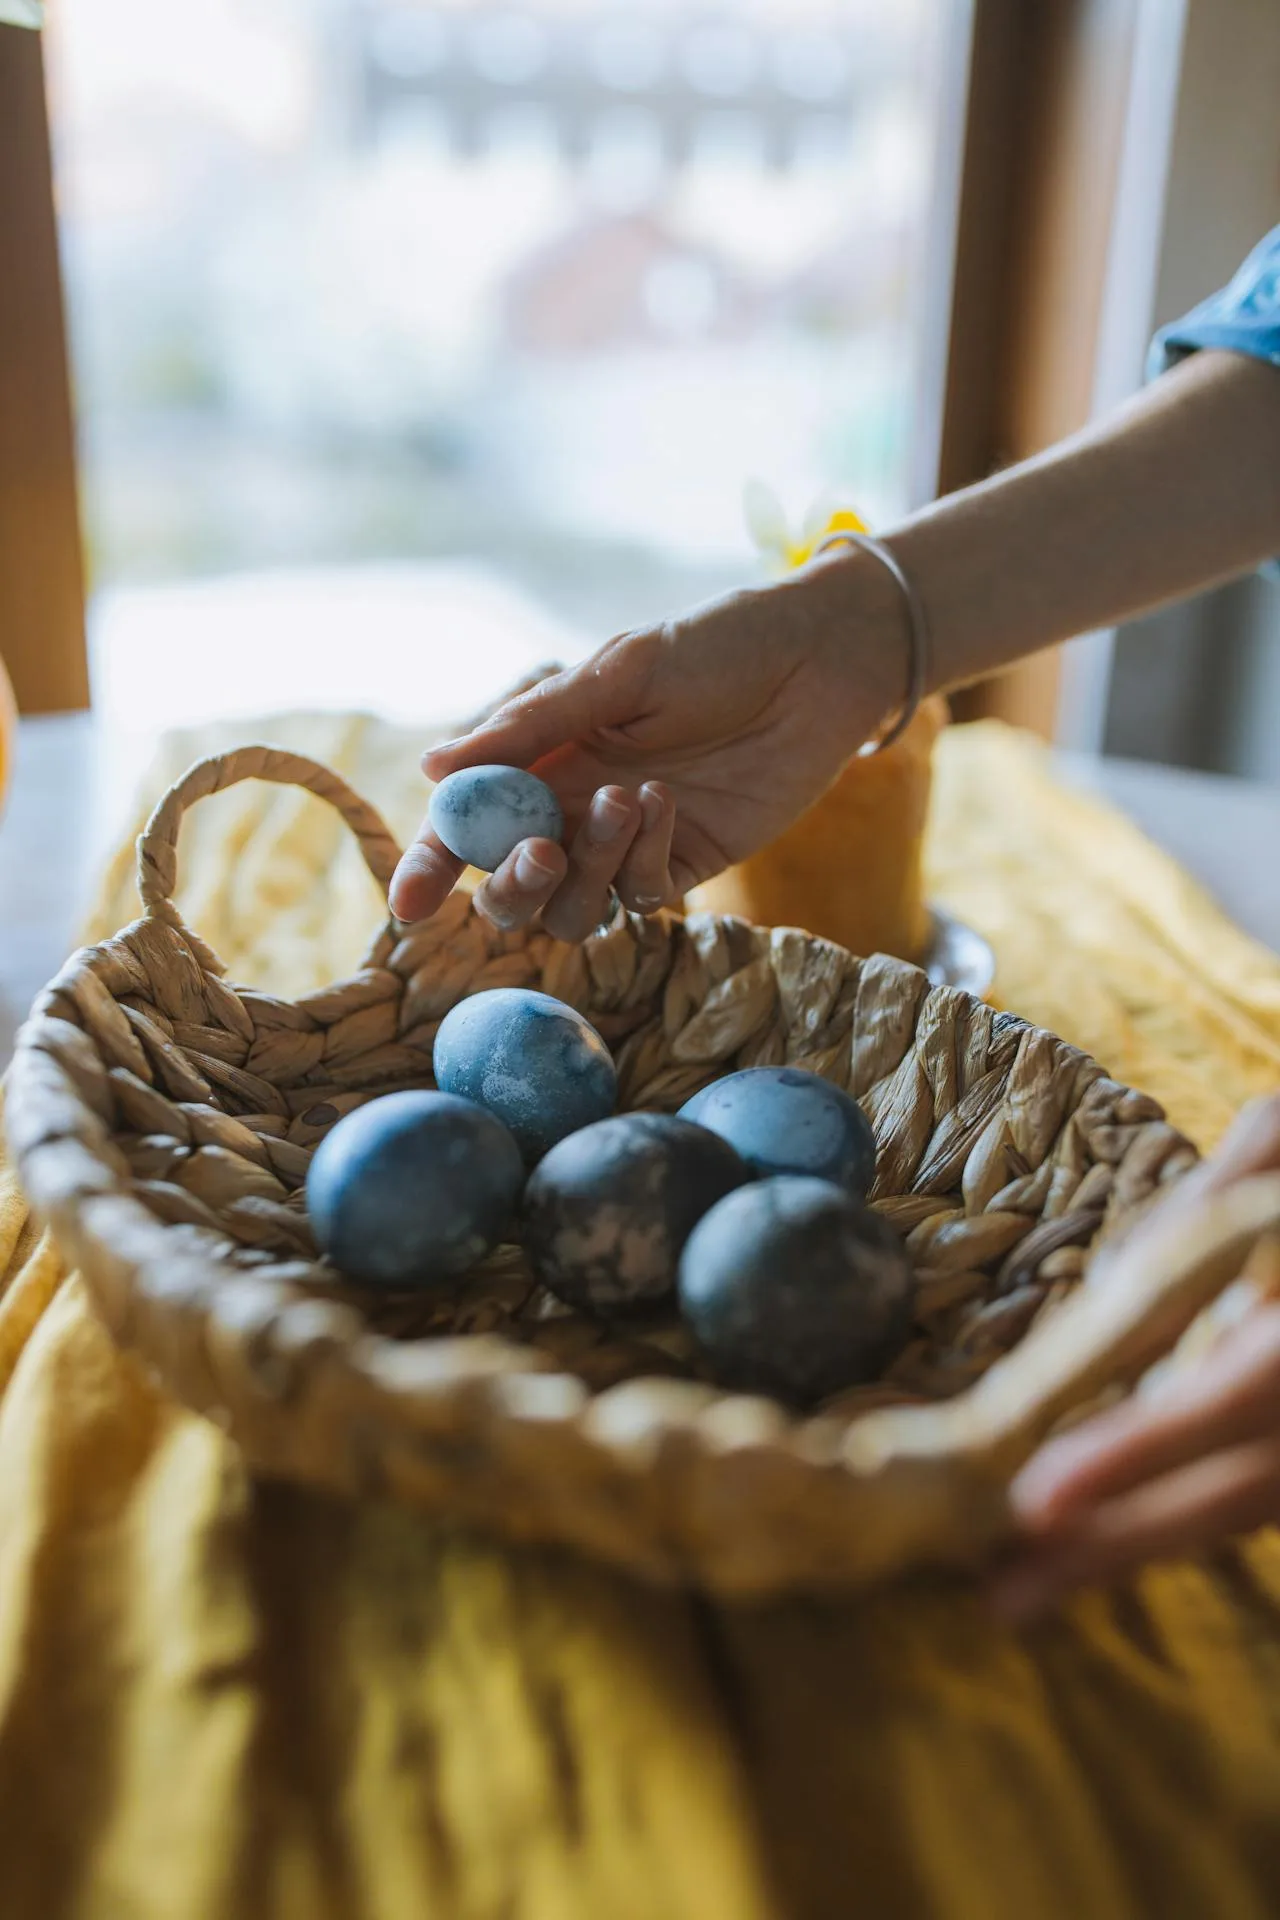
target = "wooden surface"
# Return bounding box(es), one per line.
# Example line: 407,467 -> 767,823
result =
921,0 -> 1141,739
0,26 -> 88,713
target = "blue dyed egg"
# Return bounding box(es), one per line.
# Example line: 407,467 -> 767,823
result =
306,1090 -> 523,1288
523,1112 -> 750,1312
433,987 -> 616,1165
428,765 -> 564,872
678,1177 -> 913,1404
678,1067 -> 876,1196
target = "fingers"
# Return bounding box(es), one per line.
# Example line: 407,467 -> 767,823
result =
991,1302 -> 1280,1624
389,783 -> 678,930
990,1437 -> 1280,1624
1202,1095 -> 1280,1187
389,828 -> 464,923
423,628 -> 662,781
1149,1094 -> 1280,1225
1087,1097 -> 1280,1281
424,661 -> 605,781
472,838 -> 568,931
541,787 -> 641,943
452,662 -> 562,739
474,783 -> 676,938
1010,1309 -> 1280,1529
616,782 -> 675,914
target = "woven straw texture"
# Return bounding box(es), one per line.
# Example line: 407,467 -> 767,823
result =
6,742 -> 1236,1594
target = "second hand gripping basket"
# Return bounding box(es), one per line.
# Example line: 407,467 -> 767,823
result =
10,746 -> 1280,1597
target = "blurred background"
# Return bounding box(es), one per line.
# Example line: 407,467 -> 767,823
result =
42,0 -> 941,740
2,0 -> 1279,774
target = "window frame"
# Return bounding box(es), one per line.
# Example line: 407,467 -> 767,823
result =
0,18 -> 87,713
2,0 -> 1143,722
914,0 -> 1142,739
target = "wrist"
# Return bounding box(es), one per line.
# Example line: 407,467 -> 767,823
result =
782,541 -> 928,743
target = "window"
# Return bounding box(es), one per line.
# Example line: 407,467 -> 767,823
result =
44,0 -> 944,734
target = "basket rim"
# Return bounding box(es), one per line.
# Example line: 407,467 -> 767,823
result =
3,744 -> 1207,1595
8,903 -> 1202,1594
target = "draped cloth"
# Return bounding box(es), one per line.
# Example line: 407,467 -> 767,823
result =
2,716 -> 1279,1919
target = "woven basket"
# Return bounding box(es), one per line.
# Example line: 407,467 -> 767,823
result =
11,746 -> 1280,1597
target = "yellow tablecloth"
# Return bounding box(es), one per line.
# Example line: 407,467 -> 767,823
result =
2,716 -> 1280,1920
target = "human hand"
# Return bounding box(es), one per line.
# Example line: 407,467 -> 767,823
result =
388,556 -> 906,939
990,1096 -> 1280,1623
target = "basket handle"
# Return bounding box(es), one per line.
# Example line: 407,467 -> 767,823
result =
136,745 -> 404,913
861,1173 -> 1280,1479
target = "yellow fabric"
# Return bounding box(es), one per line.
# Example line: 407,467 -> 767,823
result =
3,715 -> 1280,1919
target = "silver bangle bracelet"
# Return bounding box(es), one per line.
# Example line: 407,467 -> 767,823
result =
813,530 -> 932,756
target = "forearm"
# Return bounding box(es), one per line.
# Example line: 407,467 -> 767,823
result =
811,348 -> 1280,699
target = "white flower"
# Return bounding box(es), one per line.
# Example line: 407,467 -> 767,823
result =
743,477 -> 868,574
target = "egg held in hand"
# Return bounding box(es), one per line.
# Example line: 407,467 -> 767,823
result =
433,988 -> 616,1165
678,1066 -> 876,1197
306,1090 -> 524,1288
428,765 -> 564,872
677,1177 -> 914,1404
522,1112 -> 751,1313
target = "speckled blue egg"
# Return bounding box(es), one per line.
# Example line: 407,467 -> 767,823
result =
433,988 -> 617,1165
678,1067 -> 877,1197
428,765 -> 564,872
678,1176 -> 913,1404
523,1113 -> 751,1312
306,1090 -> 524,1288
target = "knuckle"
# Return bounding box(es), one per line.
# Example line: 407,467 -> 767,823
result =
474,884 -> 521,931
571,836 -> 616,876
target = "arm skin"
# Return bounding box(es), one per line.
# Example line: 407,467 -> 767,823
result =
872,346 -> 1280,695
389,347 -> 1280,937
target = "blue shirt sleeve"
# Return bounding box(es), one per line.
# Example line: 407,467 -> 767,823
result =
1148,224 -> 1280,378
1148,226 -> 1280,580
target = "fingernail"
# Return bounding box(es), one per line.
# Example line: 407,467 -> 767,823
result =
639,784 -> 663,832
515,845 -> 557,889
588,790 -> 632,844
633,892 -> 664,912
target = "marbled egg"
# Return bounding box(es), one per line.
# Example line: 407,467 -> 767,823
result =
522,1113 -> 751,1313
677,1176 -> 913,1404
433,987 -> 617,1164
428,764 -> 564,872
306,1089 -> 524,1288
678,1066 -> 877,1196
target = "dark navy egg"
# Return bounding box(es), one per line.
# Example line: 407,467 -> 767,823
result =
433,988 -> 617,1165
428,765 -> 564,872
523,1113 -> 751,1313
306,1090 -> 523,1288
678,1066 -> 876,1196
678,1177 -> 913,1404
